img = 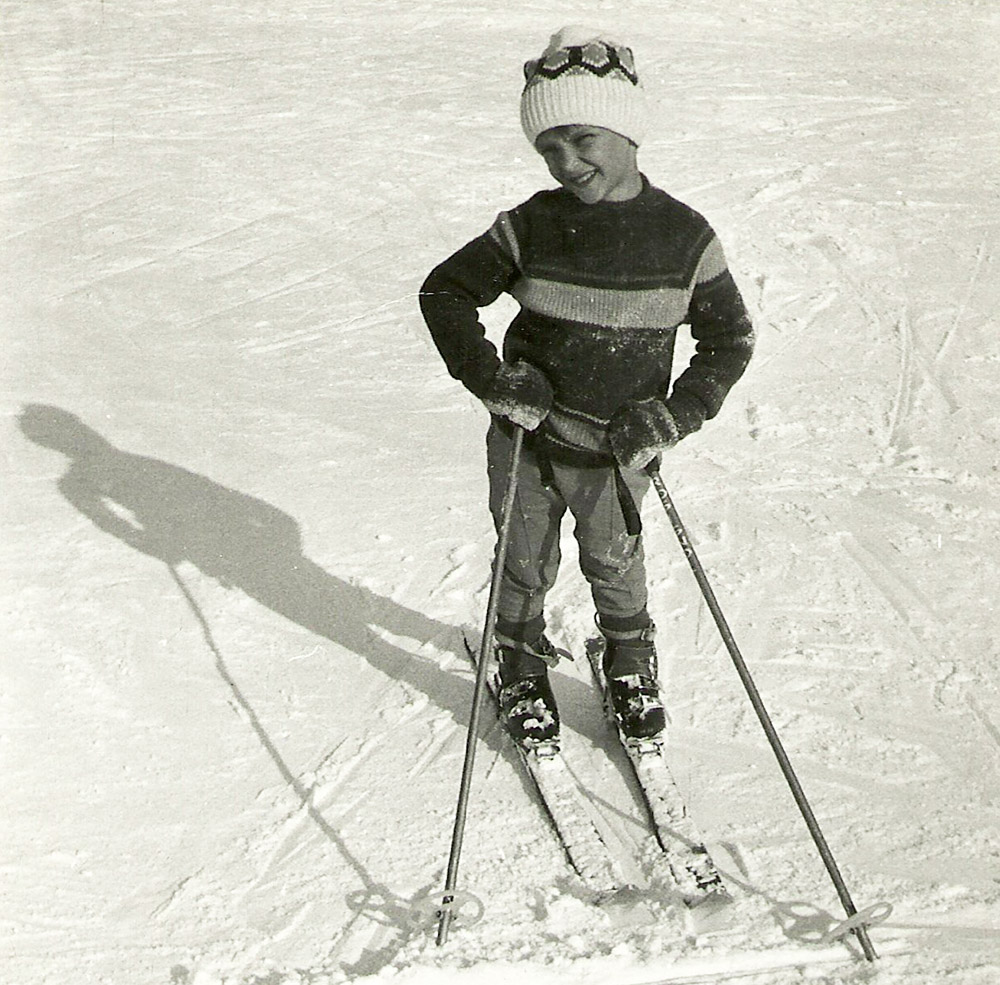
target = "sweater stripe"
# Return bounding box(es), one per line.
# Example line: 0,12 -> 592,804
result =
693,235 -> 729,284
510,277 -> 692,329
487,212 -> 521,266
546,407 -> 612,455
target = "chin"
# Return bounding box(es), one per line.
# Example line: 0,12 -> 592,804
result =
567,183 -> 605,204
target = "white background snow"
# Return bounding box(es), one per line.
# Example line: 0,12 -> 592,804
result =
3,1 -> 999,983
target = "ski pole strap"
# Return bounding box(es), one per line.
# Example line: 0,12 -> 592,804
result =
614,464 -> 643,537
536,447 -> 557,489
534,446 -> 641,537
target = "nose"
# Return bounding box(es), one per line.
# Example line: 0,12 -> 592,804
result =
549,145 -> 584,176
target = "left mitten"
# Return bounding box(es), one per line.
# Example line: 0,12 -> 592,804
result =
608,397 -> 682,470
481,361 -> 553,431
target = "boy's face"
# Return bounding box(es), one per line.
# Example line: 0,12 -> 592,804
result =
534,125 -> 641,204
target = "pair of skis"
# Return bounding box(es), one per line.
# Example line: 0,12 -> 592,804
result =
435,432 -> 884,958
466,633 -> 728,905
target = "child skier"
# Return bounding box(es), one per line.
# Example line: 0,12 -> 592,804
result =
419,26 -> 754,750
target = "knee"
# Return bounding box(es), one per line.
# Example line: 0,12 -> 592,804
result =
580,532 -> 642,583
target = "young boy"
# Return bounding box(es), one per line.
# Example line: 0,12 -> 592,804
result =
419,27 -> 754,750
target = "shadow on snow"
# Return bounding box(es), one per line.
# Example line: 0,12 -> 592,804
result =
18,402 -> 486,977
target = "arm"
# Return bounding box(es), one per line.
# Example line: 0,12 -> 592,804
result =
609,235 -> 754,470
419,217 -> 554,430
418,229 -> 516,398
667,236 -> 755,437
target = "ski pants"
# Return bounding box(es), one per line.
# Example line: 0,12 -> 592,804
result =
486,422 -> 651,639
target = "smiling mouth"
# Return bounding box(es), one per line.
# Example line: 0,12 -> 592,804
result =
564,170 -> 598,188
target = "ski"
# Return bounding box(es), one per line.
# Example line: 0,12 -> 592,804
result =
463,636 -> 625,895
585,637 -> 729,905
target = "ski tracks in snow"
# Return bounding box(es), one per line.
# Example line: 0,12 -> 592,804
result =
6,0 -> 1000,982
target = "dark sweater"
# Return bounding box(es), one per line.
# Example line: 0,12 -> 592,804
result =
419,176 -> 755,466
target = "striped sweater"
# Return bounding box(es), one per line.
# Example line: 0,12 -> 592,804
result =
419,175 -> 754,467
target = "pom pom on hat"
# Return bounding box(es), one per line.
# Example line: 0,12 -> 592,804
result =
520,26 -> 648,147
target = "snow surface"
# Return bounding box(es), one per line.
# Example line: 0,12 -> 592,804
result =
3,0 -> 1000,983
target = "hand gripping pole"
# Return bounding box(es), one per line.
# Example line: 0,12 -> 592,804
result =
436,427 -> 525,946
646,463 -> 883,962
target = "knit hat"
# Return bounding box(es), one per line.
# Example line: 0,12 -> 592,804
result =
520,26 -> 648,147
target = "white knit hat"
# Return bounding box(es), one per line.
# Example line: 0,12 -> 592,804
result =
520,26 -> 648,147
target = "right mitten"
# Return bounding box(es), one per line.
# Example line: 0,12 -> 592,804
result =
481,360 -> 553,431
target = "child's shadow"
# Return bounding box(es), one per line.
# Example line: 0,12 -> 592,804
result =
18,403 -> 481,970
18,404 -> 471,714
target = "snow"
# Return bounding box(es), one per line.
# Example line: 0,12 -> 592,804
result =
3,0 -> 999,983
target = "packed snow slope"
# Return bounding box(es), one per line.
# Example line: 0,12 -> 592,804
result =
3,1 -> 999,983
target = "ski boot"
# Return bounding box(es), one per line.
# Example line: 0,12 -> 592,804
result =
599,621 -> 666,744
495,633 -> 564,752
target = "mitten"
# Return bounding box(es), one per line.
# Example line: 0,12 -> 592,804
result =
608,397 -> 681,470
481,361 -> 553,431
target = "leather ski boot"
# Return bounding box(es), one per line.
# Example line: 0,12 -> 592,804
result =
495,633 -> 563,750
599,621 -> 666,740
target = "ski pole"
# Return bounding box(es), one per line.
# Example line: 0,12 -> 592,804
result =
437,425 -> 525,946
645,463 -> 880,962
